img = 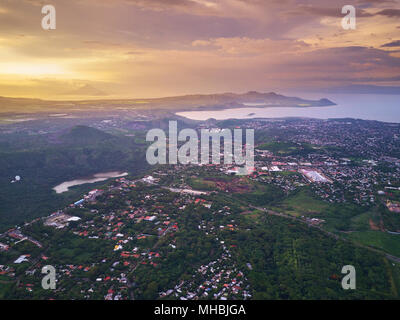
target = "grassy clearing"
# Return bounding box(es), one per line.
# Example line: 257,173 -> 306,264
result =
271,171 -> 301,177
349,211 -> 374,231
347,231 -> 400,257
273,188 -> 329,217
257,141 -> 318,156
241,210 -> 264,225
188,178 -> 217,191
257,141 -> 300,155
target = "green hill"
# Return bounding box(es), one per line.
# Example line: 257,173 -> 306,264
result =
59,125 -> 117,145
0,126 -> 149,230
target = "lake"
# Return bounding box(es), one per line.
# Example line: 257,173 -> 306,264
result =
176,94 -> 400,123
53,171 -> 128,194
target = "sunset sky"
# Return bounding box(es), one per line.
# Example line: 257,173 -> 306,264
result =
1,0 -> 399,99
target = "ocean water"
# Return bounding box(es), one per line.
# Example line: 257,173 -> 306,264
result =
176,94 -> 400,123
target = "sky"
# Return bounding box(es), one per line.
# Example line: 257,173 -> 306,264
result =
0,0 -> 399,99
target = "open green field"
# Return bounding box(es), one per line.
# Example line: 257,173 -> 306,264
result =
271,171 -> 301,177
188,177 -> 218,191
349,211 -> 374,231
241,209 -> 264,225
187,175 -> 252,192
257,141 -> 318,156
258,141 -> 301,155
187,174 -> 285,207
346,231 -> 400,257
272,188 -> 329,217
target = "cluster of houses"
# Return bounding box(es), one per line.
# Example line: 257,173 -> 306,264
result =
0,228 -> 42,250
24,175 -> 213,299
161,243 -> 251,300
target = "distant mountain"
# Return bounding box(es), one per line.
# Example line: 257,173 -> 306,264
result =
0,91 -> 335,114
148,91 -> 336,108
318,98 -> 335,105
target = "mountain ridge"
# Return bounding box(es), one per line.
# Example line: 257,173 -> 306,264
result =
0,91 -> 335,114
